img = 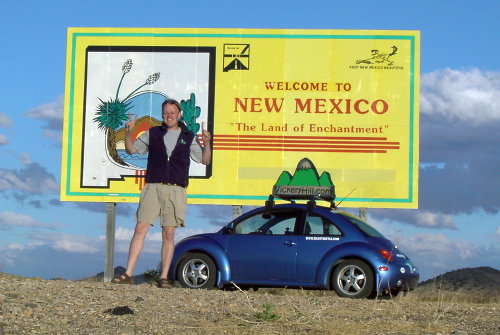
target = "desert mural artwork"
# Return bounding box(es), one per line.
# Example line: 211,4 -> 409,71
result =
83,52 -> 213,191
61,28 -> 420,208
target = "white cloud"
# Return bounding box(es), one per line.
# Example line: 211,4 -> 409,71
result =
148,231 -> 163,242
0,233 -> 99,256
0,211 -> 64,230
0,241 -> 46,267
395,233 -> 482,279
361,214 -> 389,232
109,225 -> 210,254
106,225 -> 162,254
369,209 -> 458,230
0,163 -> 59,194
421,68 -> 500,124
43,129 -> 62,142
416,70 -> 499,217
52,237 -> 98,253
25,96 -> 64,131
115,226 -> 134,240
196,205 -> 234,227
401,234 -> 472,259
176,227 -> 209,241
0,134 -> 7,145
28,232 -> 100,254
0,112 -> 11,128
26,95 -> 63,121
415,211 -> 456,229
20,153 -> 32,164
4,243 -> 24,251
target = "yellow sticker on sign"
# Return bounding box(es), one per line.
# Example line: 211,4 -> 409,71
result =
61,28 -> 419,208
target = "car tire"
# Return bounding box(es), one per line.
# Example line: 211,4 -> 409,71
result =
177,253 -> 217,289
332,260 -> 374,299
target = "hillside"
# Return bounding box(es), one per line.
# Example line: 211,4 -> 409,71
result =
79,266 -> 147,284
409,266 -> 500,304
418,266 -> 500,294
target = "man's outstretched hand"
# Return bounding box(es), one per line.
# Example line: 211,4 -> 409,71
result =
201,121 -> 211,145
125,113 -> 138,133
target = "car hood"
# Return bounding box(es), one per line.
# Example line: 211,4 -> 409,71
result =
177,233 -> 217,244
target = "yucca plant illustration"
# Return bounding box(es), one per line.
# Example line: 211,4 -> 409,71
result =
93,59 -> 160,165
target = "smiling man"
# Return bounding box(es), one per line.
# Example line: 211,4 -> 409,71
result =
112,99 -> 211,288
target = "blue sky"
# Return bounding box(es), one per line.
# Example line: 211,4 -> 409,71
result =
0,0 -> 499,281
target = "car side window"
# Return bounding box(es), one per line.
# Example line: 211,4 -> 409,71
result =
303,215 -> 342,236
234,210 -> 299,235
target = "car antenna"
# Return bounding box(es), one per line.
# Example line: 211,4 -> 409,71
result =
335,188 -> 356,208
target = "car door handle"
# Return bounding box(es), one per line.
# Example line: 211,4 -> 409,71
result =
284,241 -> 296,246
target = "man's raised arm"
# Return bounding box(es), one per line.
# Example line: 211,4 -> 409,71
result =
125,113 -> 138,155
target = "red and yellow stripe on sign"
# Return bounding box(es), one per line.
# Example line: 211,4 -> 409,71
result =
205,134 -> 400,153
135,170 -> 146,190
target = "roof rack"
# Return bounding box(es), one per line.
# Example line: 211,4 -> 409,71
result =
265,194 -> 336,210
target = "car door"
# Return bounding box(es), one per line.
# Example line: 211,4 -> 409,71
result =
295,212 -> 344,283
226,208 -> 302,283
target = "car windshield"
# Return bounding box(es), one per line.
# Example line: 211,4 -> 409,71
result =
336,212 -> 385,238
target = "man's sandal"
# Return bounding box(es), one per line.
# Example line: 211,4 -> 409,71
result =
157,278 -> 172,289
111,273 -> 134,284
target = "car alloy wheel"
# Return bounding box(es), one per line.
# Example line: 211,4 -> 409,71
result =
332,260 -> 374,299
177,253 -> 216,289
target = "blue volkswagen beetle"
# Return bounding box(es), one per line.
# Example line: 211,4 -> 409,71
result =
168,200 -> 419,298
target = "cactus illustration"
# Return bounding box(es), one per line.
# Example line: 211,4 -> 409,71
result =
180,93 -> 201,134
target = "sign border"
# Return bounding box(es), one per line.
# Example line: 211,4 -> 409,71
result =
62,29 -> 418,205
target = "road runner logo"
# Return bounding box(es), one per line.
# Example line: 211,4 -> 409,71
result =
357,46 -> 398,66
351,46 -> 403,70
272,158 -> 335,201
223,44 -> 250,72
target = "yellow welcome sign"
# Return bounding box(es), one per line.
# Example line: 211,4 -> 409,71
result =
61,27 -> 419,208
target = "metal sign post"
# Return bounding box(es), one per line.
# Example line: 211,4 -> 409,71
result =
358,208 -> 367,222
232,205 -> 242,220
104,202 -> 116,282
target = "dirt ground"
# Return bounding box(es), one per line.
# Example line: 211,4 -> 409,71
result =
0,273 -> 498,335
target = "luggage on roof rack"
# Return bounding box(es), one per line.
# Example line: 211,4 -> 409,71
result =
265,193 -> 336,210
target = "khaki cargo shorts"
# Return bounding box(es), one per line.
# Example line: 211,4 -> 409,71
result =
136,183 -> 187,227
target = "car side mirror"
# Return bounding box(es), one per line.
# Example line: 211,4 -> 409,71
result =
224,223 -> 235,234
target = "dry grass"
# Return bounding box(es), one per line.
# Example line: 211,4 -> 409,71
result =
257,285 -> 500,304
403,287 -> 500,304
1,273 -> 499,335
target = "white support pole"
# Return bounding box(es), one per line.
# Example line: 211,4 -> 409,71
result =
232,205 -> 242,220
104,202 -> 116,282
